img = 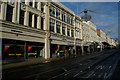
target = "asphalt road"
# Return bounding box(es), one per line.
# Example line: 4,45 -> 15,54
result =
2,49 -> 120,80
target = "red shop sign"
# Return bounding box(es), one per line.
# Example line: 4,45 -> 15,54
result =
28,46 -> 32,52
4,45 -> 11,52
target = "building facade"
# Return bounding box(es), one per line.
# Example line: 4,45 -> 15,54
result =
1,1 -> 84,60
0,1 -> 117,61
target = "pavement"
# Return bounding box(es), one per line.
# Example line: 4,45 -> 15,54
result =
2,50 -> 112,70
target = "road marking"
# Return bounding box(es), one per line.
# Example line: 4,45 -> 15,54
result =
74,73 -> 80,77
104,73 -> 108,78
82,71 -> 94,78
63,68 -> 67,72
106,73 -> 112,78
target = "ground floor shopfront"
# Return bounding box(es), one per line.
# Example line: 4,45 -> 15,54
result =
2,39 -> 44,60
50,44 -> 74,58
76,46 -> 82,55
2,38 -> 85,63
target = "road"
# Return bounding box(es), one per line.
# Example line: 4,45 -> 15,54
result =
2,49 -> 120,80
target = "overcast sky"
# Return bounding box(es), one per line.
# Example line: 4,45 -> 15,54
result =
61,2 -> 118,39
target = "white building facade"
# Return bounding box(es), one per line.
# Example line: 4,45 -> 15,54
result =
1,1 -> 84,60
0,1 -> 117,61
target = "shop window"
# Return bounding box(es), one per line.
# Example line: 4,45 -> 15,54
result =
19,10 -> 25,25
41,17 -> 44,30
56,21 -> 60,33
3,44 -> 24,58
62,24 -> 65,35
28,46 -> 37,57
50,19 -> 55,32
34,15 -> 37,28
6,4 -> 13,22
29,12 -> 32,27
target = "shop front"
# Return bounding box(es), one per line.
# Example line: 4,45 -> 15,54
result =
76,46 -> 82,55
50,44 -> 66,58
2,39 -> 44,60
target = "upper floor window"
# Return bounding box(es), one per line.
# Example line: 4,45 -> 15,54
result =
19,10 -> 25,25
67,15 -> 70,24
62,24 -> 66,35
41,17 -> 44,30
6,4 -> 13,22
35,2 -> 38,9
50,19 -> 55,32
29,12 -> 32,27
56,21 -> 60,33
56,9 -> 60,19
71,28 -> 74,37
67,27 -> 70,36
29,2 -> 33,7
71,18 -> 74,25
49,6 -> 55,16
41,3 -> 44,12
34,15 -> 37,28
62,12 -> 65,22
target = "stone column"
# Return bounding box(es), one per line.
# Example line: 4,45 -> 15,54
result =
60,22 -> 62,35
66,24 -> 67,36
17,1 -> 20,24
1,2 -> 7,20
37,2 -> 41,29
44,3 -> 50,59
33,0 -> 35,8
55,20 -> 56,33
12,2 -> 17,23
32,14 -> 35,28
70,27 -> 71,37
24,3 -> 29,26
